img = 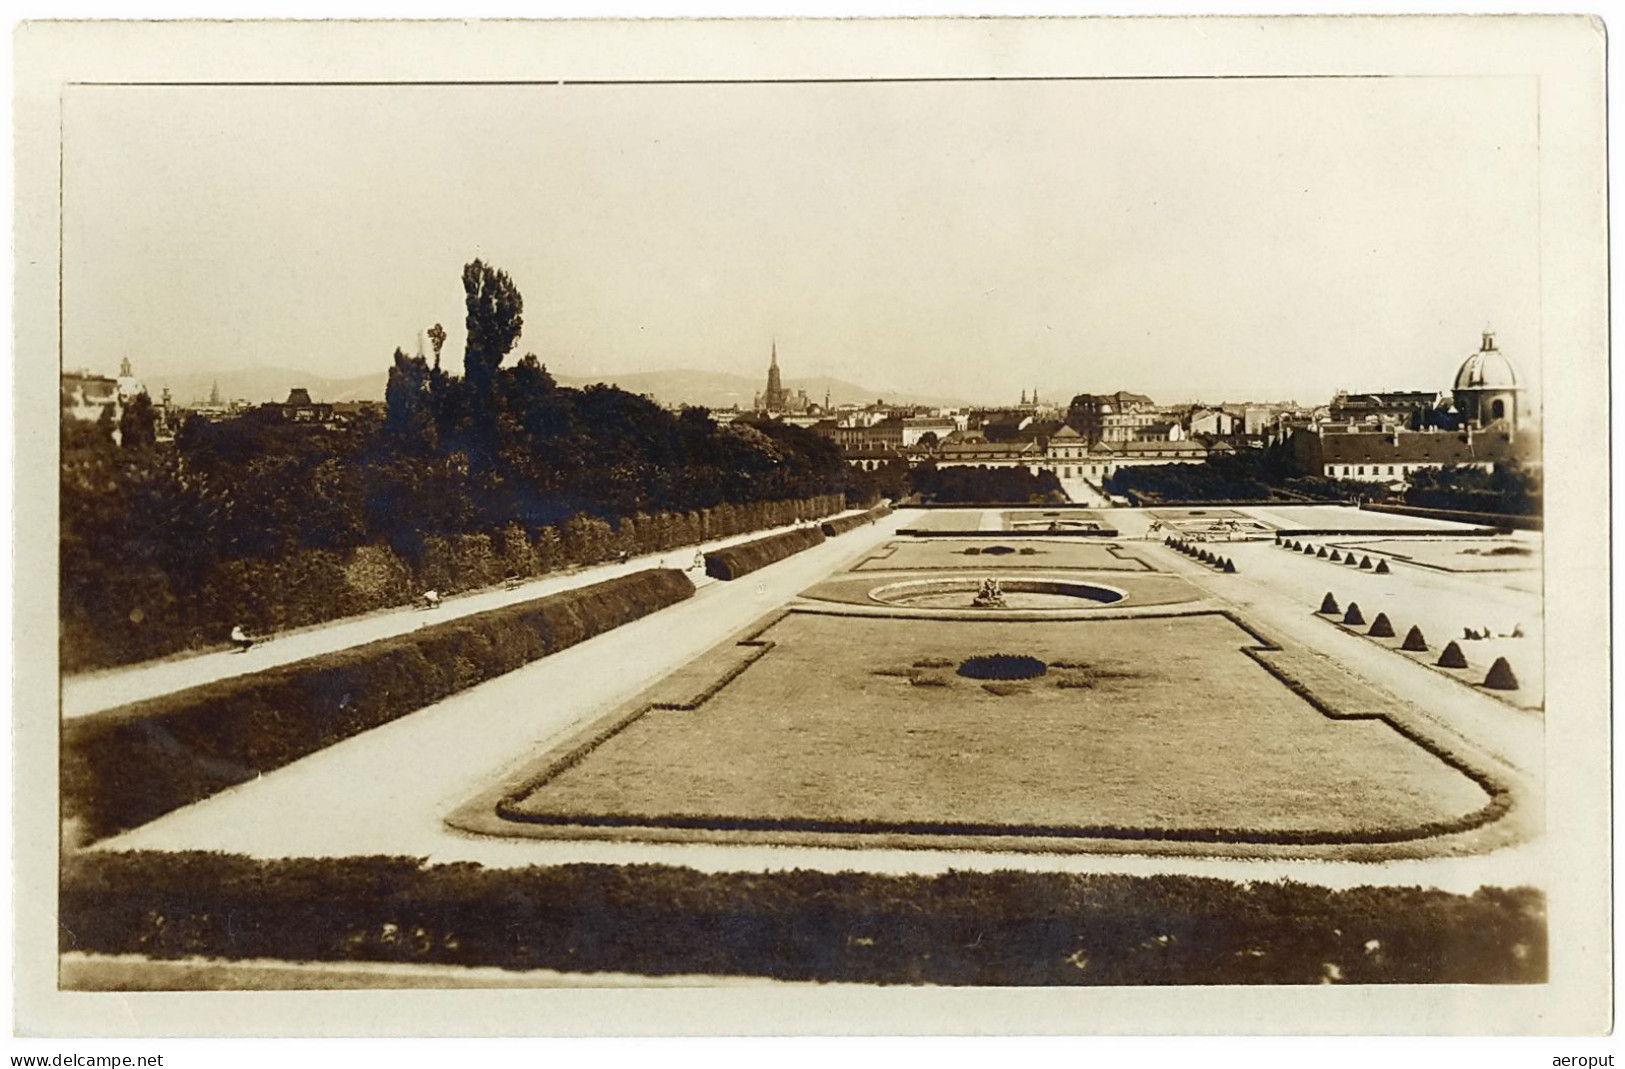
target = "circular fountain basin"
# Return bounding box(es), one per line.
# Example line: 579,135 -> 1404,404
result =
868,577 -> 1127,609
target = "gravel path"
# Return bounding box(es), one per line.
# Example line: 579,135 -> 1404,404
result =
62,509 -> 868,719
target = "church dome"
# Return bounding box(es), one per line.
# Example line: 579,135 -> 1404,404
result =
1454,332 -> 1522,391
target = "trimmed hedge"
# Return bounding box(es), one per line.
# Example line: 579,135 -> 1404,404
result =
62,569 -> 694,843
59,851 -> 1547,985
820,503 -> 894,537
704,527 -> 826,581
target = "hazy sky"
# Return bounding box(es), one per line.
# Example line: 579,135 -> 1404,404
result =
64,76 -> 1541,406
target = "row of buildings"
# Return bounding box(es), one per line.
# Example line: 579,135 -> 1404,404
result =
62,360 -> 376,444
745,331 -> 1533,493
66,331 -> 1534,498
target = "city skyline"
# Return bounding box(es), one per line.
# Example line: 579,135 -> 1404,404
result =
64,76 -> 1541,410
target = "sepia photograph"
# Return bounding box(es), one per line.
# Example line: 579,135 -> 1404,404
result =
12,14 -> 1611,1040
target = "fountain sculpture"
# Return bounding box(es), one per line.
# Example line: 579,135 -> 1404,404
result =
971,577 -> 1007,608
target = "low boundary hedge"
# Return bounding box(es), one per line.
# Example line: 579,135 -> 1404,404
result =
59,851 -> 1546,985
704,527 -> 825,581
62,568 -> 693,843
1361,502 -> 1542,531
820,503 -> 894,537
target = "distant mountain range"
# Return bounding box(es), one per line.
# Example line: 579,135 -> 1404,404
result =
148,365 -> 973,411
147,367 -> 389,407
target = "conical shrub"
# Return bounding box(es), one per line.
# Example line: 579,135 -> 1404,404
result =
1304,543 -> 1317,554
1483,657 -> 1520,691
1329,550 -> 1343,562
1319,592 -> 1340,614
1368,613 -> 1395,638
1346,553 -> 1362,566
1342,602 -> 1365,626
1359,555 -> 1374,569
1291,541 -> 1302,551
1437,641 -> 1468,669
1316,547 -> 1328,558
1374,560 -> 1390,574
1223,558 -> 1236,573
1400,625 -> 1428,651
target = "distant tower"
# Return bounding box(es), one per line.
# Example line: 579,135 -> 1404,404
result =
119,357 -> 133,377
824,386 -> 831,411
1020,389 -> 1028,405
209,380 -> 221,405
766,340 -> 784,405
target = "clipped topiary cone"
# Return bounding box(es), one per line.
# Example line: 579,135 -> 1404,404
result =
1359,555 -> 1374,569
1329,550 -> 1343,562
1342,602 -> 1365,626
1400,625 -> 1428,652
1368,612 -> 1395,638
1437,640 -> 1468,669
1304,543 -> 1316,554
1223,558 -> 1236,573
1374,559 -> 1390,574
1346,553 -> 1362,566
1316,547 -> 1329,558
1483,657 -> 1520,691
1291,540 -> 1302,551
1319,592 -> 1340,614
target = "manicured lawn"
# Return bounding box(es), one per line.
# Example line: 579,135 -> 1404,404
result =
1261,506 -> 1475,532
900,510 -> 989,531
854,539 -> 1154,572
506,611 -> 1491,840
1003,509 -> 1108,531
1347,538 -> 1541,574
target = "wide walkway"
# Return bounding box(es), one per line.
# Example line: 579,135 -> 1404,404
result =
96,506 -> 1545,896
63,509 -> 868,719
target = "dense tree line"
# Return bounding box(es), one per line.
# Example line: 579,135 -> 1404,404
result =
1404,461 -> 1542,517
60,261 -> 862,667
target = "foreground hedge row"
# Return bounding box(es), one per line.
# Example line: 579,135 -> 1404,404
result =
63,494 -> 844,672
703,526 -> 826,581
62,569 -> 693,843
820,503 -> 894,537
60,852 -> 1546,985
